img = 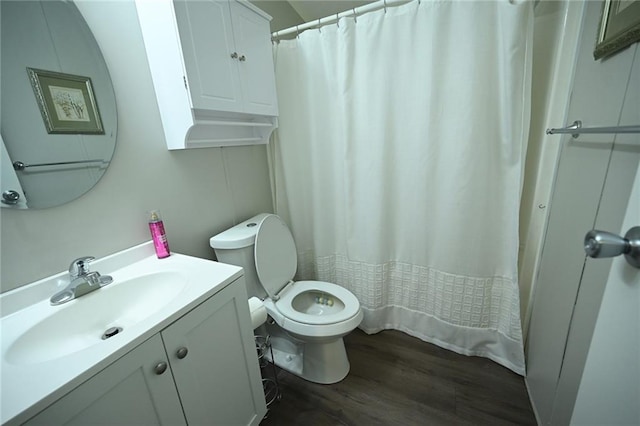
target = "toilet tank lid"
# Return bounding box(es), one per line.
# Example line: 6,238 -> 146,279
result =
210,213 -> 271,249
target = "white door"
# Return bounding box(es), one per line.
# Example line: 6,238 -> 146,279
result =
1,134 -> 28,208
571,160 -> 640,424
525,2 -> 640,425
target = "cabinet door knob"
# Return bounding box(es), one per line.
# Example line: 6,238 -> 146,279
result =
154,362 -> 168,375
176,347 -> 188,359
239,55 -> 246,62
230,52 -> 238,59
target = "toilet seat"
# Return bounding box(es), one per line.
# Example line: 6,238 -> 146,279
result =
263,295 -> 364,340
275,280 -> 361,325
255,215 -> 361,327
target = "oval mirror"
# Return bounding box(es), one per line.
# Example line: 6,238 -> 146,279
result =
1,0 -> 117,209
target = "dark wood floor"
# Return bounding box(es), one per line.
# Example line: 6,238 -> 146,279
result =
261,329 -> 536,426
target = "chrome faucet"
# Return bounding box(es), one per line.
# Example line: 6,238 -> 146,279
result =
69,256 -> 93,280
50,256 -> 114,305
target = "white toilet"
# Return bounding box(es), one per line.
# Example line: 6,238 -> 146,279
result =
210,213 -> 363,384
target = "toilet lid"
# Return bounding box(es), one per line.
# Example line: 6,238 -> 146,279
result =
254,215 -> 297,299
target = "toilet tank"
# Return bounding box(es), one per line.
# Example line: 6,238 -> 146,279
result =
209,213 -> 270,299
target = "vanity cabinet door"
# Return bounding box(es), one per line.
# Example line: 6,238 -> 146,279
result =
161,278 -> 267,426
24,335 -> 185,426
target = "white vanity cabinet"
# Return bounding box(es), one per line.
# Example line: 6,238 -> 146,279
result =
23,278 -> 266,426
162,278 -> 266,425
136,0 -> 278,150
23,335 -> 186,425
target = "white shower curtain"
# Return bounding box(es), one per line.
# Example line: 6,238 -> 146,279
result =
270,0 -> 532,375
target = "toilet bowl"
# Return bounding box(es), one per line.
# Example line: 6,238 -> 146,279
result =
265,280 -> 362,339
210,213 -> 363,384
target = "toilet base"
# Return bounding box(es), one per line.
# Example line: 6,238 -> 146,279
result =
301,338 -> 350,384
266,329 -> 351,384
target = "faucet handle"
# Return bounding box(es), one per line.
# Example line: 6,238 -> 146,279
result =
69,256 -> 95,278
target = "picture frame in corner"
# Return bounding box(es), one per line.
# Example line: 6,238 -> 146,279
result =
594,0 -> 640,60
27,68 -> 104,134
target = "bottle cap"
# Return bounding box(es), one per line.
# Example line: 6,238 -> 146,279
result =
148,209 -> 162,222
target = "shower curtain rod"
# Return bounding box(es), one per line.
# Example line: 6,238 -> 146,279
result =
271,0 -> 412,40
271,0 -> 533,40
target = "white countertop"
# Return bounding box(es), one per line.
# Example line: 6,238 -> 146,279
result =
0,241 -> 243,425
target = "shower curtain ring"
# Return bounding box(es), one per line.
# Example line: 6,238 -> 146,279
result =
336,13 -> 339,28
318,18 -> 321,32
384,0 -> 387,13
296,25 -> 300,38
353,8 -> 357,22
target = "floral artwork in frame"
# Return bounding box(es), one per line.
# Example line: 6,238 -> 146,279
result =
27,68 -> 104,134
594,0 -> 640,60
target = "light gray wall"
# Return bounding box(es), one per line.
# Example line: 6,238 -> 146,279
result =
249,1 -> 372,33
249,0 -> 303,32
0,1 -> 273,293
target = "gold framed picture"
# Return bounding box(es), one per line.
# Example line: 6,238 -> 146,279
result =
27,68 -> 104,134
594,0 -> 640,60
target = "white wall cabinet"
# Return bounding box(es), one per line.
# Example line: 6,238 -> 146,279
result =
136,0 -> 278,149
228,1 -> 279,115
24,278 -> 266,426
173,0 -> 277,116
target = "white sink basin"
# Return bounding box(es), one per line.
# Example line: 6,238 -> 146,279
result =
5,271 -> 187,365
0,241 -> 243,426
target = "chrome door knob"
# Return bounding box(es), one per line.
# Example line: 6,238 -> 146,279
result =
584,230 -> 628,258
584,227 -> 640,268
2,190 -> 20,205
